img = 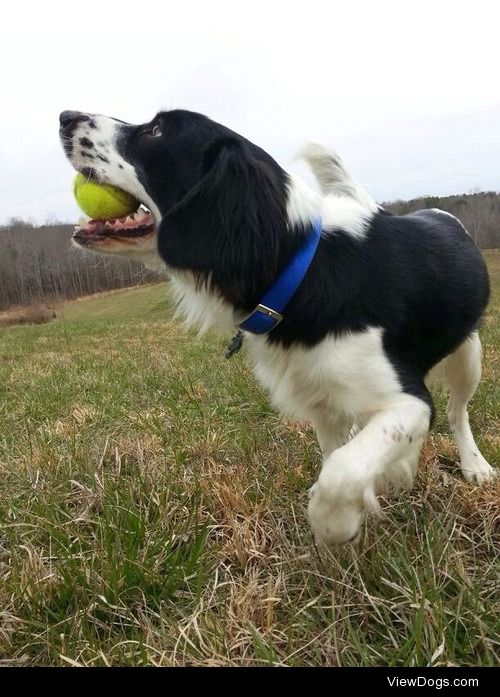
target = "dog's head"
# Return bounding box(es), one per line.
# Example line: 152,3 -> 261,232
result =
59,109 -> 306,309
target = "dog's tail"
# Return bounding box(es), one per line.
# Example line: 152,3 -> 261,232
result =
298,142 -> 379,213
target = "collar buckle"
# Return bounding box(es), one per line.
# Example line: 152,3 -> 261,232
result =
239,303 -> 284,334
252,304 -> 283,325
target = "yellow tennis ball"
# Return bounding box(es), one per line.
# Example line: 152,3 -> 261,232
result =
73,173 -> 139,219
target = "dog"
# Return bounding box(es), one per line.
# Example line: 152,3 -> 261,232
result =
59,109 -> 494,545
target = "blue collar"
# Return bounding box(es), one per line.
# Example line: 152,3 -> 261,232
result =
238,218 -> 322,335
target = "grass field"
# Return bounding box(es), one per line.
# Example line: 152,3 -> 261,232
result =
0,252 -> 498,667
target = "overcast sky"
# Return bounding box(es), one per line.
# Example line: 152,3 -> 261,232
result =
1,0 -> 499,224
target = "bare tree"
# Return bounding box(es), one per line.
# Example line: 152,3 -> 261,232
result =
0,221 -> 160,310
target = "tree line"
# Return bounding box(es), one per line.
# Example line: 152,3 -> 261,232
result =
0,190 -> 498,311
0,220 -> 159,311
385,191 -> 500,248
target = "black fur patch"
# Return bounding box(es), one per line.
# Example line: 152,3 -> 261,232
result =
79,137 -> 94,149
79,167 -> 97,180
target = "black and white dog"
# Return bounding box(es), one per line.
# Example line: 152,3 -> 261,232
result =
59,109 -> 494,545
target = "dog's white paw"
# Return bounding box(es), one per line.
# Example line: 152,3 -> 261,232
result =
307,479 -> 364,546
461,456 -> 496,485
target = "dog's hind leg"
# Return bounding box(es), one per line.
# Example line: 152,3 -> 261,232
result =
443,332 -> 495,483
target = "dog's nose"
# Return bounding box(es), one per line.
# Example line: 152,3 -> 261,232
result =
59,110 -> 88,130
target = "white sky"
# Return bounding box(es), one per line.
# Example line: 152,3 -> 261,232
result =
1,0 -> 499,224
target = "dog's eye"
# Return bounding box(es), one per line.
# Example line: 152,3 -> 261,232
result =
140,124 -> 162,139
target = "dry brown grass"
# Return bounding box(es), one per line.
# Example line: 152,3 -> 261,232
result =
0,303 -> 56,328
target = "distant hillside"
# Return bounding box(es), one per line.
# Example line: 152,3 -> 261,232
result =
385,191 -> 500,249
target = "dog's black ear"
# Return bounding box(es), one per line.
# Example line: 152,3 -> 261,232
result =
159,138 -> 290,309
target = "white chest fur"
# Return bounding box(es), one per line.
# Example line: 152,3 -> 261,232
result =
246,327 -> 402,421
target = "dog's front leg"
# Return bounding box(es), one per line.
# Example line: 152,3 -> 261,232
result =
308,396 -> 431,545
310,410 -> 353,457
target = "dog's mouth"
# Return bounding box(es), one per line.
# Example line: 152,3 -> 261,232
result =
73,206 -> 156,246
72,169 -> 157,249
